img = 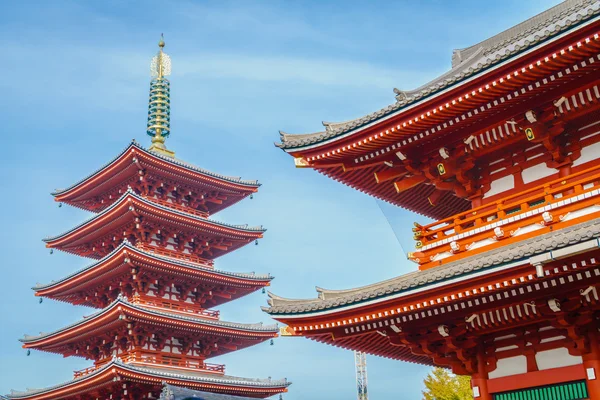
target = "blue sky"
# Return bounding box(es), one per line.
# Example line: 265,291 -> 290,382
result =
0,1 -> 561,399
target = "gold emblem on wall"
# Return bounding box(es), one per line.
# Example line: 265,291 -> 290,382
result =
437,163 -> 446,175
525,127 -> 535,141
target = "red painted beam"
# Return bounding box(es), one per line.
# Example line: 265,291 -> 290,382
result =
486,364 -> 586,393
393,175 -> 426,193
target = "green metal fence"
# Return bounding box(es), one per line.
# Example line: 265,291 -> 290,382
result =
493,380 -> 588,400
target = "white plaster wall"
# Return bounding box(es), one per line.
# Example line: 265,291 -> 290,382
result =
573,139 -> 600,167
521,163 -> 556,184
535,347 -> 582,370
484,174 -> 514,199
488,355 -> 527,379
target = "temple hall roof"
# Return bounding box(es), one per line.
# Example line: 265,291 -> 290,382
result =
264,216 -> 600,316
277,0 -> 600,150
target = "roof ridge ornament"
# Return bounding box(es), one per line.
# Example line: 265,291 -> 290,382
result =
147,34 -> 175,158
393,88 -> 408,103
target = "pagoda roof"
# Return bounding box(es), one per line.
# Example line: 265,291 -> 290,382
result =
264,216 -> 600,317
160,384 -> 267,400
277,0 -> 600,151
34,241 -> 272,307
22,297 -> 277,355
53,141 -> 260,214
6,359 -> 290,400
44,190 -> 265,259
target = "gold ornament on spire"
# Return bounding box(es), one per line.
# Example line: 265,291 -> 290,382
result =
147,34 -> 175,158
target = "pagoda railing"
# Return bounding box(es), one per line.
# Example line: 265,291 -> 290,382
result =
82,352 -> 227,378
413,163 -> 600,269
73,365 -> 100,379
135,296 -> 220,319
148,196 -> 209,218
125,351 -> 226,374
136,243 -> 215,268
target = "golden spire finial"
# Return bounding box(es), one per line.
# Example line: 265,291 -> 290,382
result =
147,34 -> 174,158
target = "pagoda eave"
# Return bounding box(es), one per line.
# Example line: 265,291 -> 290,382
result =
44,191 -> 265,259
22,298 -> 277,359
6,360 -> 289,400
21,298 -> 278,347
34,242 -> 272,308
52,142 -> 260,215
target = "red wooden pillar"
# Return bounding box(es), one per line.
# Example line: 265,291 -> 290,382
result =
558,163 -> 572,178
583,330 -> 600,399
471,349 -> 492,400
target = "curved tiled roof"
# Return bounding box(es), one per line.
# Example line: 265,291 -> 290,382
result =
264,217 -> 600,316
160,383 -> 269,400
6,359 -> 289,399
52,140 -> 260,196
22,296 -> 278,343
277,0 -> 600,150
33,241 -> 272,291
44,189 -> 265,243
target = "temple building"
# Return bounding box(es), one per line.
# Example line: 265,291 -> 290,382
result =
6,37 -> 290,400
264,1 -> 600,399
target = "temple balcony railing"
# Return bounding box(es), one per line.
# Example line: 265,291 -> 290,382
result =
412,164 -> 600,270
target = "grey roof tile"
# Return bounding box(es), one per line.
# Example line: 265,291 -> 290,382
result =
277,0 -> 600,150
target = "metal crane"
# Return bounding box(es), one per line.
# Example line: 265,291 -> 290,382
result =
354,351 -> 369,400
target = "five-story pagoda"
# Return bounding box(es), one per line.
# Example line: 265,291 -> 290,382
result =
6,37 -> 290,400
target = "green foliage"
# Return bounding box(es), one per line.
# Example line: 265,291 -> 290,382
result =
422,367 -> 473,400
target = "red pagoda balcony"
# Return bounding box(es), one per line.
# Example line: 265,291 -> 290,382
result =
124,351 -> 226,374
73,365 -> 100,379
136,242 -> 215,268
148,196 -> 209,218
74,353 -> 226,379
412,164 -> 600,269
132,294 -> 220,319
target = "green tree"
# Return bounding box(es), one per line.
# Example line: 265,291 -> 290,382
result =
422,367 -> 473,400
